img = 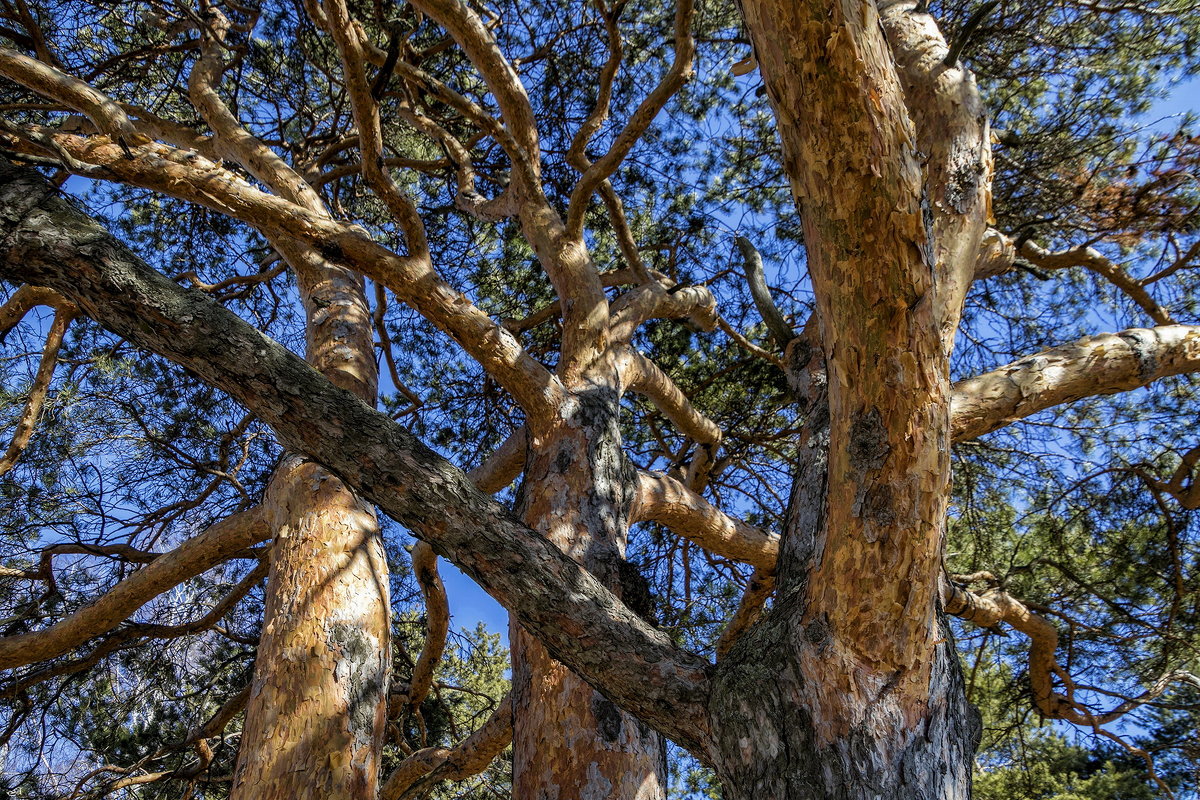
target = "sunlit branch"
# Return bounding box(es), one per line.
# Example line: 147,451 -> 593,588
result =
632,470 -> 778,572
0,303 -> 71,476
0,46 -> 142,141
617,347 -> 722,445
466,426 -> 527,494
0,124 -> 563,424
951,325 -> 1200,440
380,693 -> 513,800
610,282 -> 717,344
0,507 -> 269,669
405,541 -> 449,714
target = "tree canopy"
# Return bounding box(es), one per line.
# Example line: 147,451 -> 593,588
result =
0,0 -> 1197,797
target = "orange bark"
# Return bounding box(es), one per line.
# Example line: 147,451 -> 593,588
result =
511,389 -> 665,800
231,259 -> 390,800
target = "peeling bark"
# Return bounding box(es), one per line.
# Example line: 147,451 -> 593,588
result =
726,0 -> 978,792
229,210 -> 390,800
512,383 -> 666,800
952,325 -> 1200,440
232,458 -> 390,800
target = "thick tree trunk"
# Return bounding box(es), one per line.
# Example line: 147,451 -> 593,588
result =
710,602 -> 978,800
707,342 -> 978,800
231,258 -> 391,800
719,0 -> 981,793
511,383 -> 666,800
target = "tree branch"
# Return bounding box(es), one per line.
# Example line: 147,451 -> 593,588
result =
951,325 -> 1200,441
380,694 -> 512,800
0,507 -> 268,670
618,347 -> 722,445
0,157 -> 714,756
406,541 -> 449,713
0,303 -> 73,476
734,236 -> 795,348
632,470 -> 778,572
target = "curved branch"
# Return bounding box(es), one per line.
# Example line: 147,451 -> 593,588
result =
0,304 -> 73,476
406,541 -> 449,712
407,0 -> 540,178
0,158 -> 714,755
315,0 -> 429,249
1021,240 -> 1174,325
972,229 -> 1175,326
0,122 -> 561,424
618,348 -> 722,445
734,236 -> 795,348
0,46 -> 141,141
380,693 -> 512,800
186,8 -> 326,215
951,325 -> 1200,441
610,283 -> 717,344
632,470 -> 778,572
465,427 -> 527,494
0,283 -> 70,338
0,507 -> 268,669
942,575 -> 1195,728
565,0 -> 695,240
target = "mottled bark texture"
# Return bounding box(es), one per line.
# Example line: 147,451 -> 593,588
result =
233,457 -> 390,800
720,0 -> 981,793
231,241 -> 390,799
512,384 -> 665,800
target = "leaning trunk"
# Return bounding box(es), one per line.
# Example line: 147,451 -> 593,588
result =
231,259 -> 391,800
511,383 -> 666,800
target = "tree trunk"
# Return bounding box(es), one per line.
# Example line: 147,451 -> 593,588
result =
511,383 -> 666,800
231,258 -> 391,800
709,0 -> 983,793
707,341 -> 978,800
710,602 -> 978,800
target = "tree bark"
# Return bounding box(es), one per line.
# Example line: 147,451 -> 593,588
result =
707,338 -> 979,800
232,456 -> 390,800
511,381 -> 665,800
711,598 -> 978,800
230,247 -> 390,800
0,156 -> 714,759
725,0 -> 982,793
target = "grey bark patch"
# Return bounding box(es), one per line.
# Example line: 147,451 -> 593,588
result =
591,693 -> 624,743
329,622 -> 386,750
848,408 -> 890,473
1118,329 -> 1160,380
852,484 -> 895,531
943,158 -> 982,214
803,615 -> 831,650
